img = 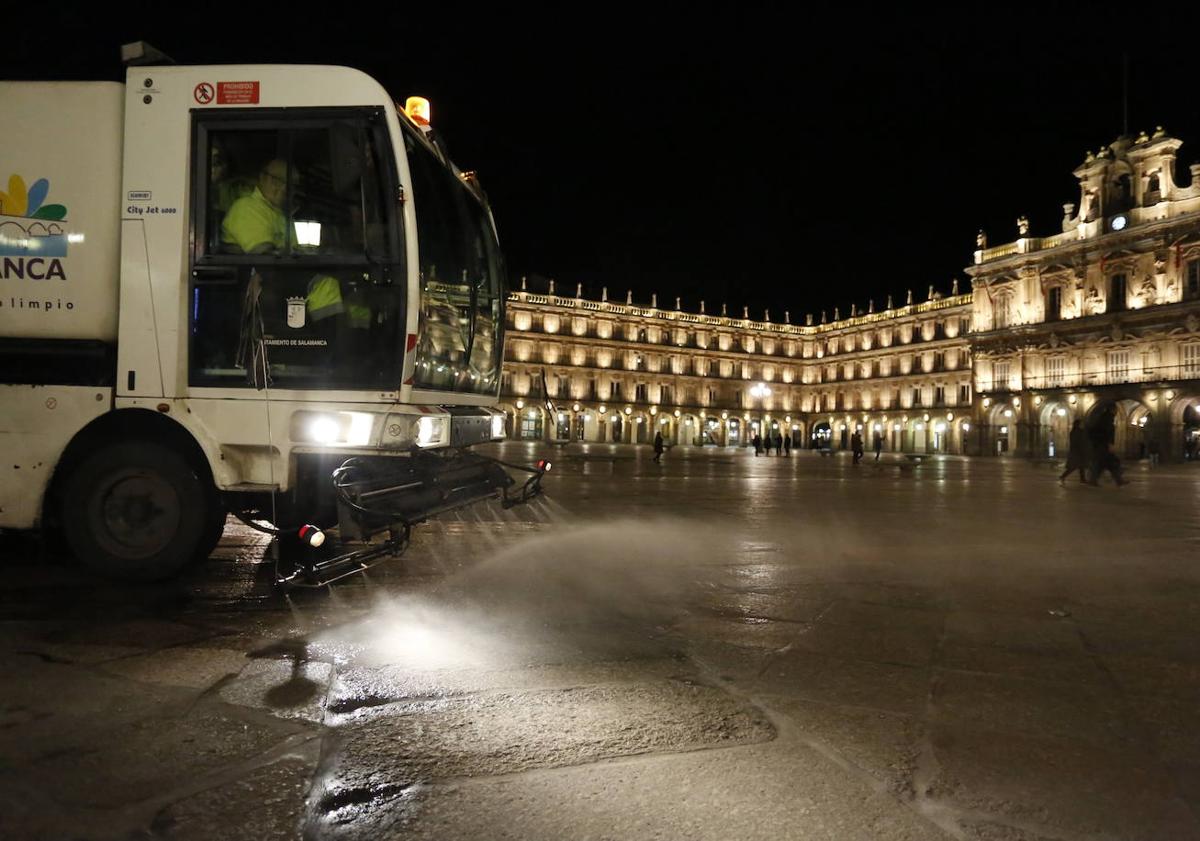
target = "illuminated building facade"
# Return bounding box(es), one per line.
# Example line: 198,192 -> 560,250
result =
501,284 -> 974,454
501,130 -> 1200,461
969,129 -> 1200,461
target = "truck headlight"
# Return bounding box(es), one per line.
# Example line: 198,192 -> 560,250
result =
292,411 -> 376,446
415,416 -> 447,447
309,415 -> 340,445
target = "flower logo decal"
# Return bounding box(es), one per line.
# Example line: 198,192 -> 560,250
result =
0,175 -> 70,258
0,175 -> 67,220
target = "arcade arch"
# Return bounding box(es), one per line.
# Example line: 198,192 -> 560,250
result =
987,402 -> 1018,455
1036,399 -> 1073,458
1086,398 -> 1153,460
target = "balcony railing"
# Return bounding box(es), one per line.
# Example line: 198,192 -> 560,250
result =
983,364 -> 1200,391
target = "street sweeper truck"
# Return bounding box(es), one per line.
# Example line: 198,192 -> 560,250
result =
0,44 -> 546,585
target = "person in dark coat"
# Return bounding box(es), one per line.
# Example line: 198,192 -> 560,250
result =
653,431 -> 665,464
851,431 -> 864,465
783,433 -> 792,456
873,433 -> 883,462
753,433 -> 762,456
1059,419 -> 1089,485
1087,408 -> 1127,486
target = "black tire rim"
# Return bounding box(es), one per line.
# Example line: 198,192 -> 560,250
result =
90,468 -> 184,560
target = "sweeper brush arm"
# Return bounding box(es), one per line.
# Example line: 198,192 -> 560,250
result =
273,448 -> 550,589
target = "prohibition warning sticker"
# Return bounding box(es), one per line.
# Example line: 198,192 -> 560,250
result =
193,82 -> 214,104
217,81 -> 260,104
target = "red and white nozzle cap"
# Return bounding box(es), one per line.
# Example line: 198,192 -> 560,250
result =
297,524 -> 325,548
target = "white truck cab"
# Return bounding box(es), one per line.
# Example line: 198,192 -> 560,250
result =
0,51 -> 527,582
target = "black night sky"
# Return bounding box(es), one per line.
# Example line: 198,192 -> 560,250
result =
10,5 -> 1200,322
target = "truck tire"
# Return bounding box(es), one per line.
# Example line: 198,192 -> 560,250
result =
61,441 -> 211,581
194,491 -> 227,562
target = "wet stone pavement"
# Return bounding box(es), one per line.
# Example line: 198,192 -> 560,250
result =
3,442 -> 1200,840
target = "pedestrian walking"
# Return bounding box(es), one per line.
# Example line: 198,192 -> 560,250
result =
1087,408 -> 1127,486
753,433 -> 762,456
773,431 -> 783,455
783,433 -> 792,456
873,433 -> 883,462
1058,419 -> 1089,485
1147,434 -> 1160,467
851,431 -> 864,465
653,431 -> 664,464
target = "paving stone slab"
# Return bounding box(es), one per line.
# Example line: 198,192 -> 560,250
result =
925,725 -> 1200,840
1129,693 -> 1200,765
753,649 -> 931,715
670,614 -> 811,651
765,695 -> 923,797
693,589 -> 831,622
330,658 -> 691,713
46,617 -> 217,650
151,755 -> 317,841
682,637 -> 776,683
319,680 -> 775,829
793,620 -> 940,667
958,818 -> 1069,840
819,599 -> 946,632
940,640 -> 1108,686
392,740 -> 954,841
943,613 -> 1086,655
4,704 -> 313,810
219,658 -> 333,722
99,646 -> 249,690
1099,652 -> 1200,700
931,670 -> 1131,746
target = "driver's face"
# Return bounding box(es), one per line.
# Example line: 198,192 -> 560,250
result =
259,160 -> 289,208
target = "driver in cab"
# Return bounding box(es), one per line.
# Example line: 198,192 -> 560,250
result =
221,158 -> 367,335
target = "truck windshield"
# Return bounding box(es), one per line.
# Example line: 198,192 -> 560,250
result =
404,126 -> 504,395
189,110 -> 405,391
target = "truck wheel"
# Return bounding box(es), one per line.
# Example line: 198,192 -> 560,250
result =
61,441 -> 210,581
194,491 -> 227,562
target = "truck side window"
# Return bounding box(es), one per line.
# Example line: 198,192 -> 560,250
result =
404,126 -> 504,395
190,111 -> 402,391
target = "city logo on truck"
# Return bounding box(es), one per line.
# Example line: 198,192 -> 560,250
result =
0,174 -> 69,281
